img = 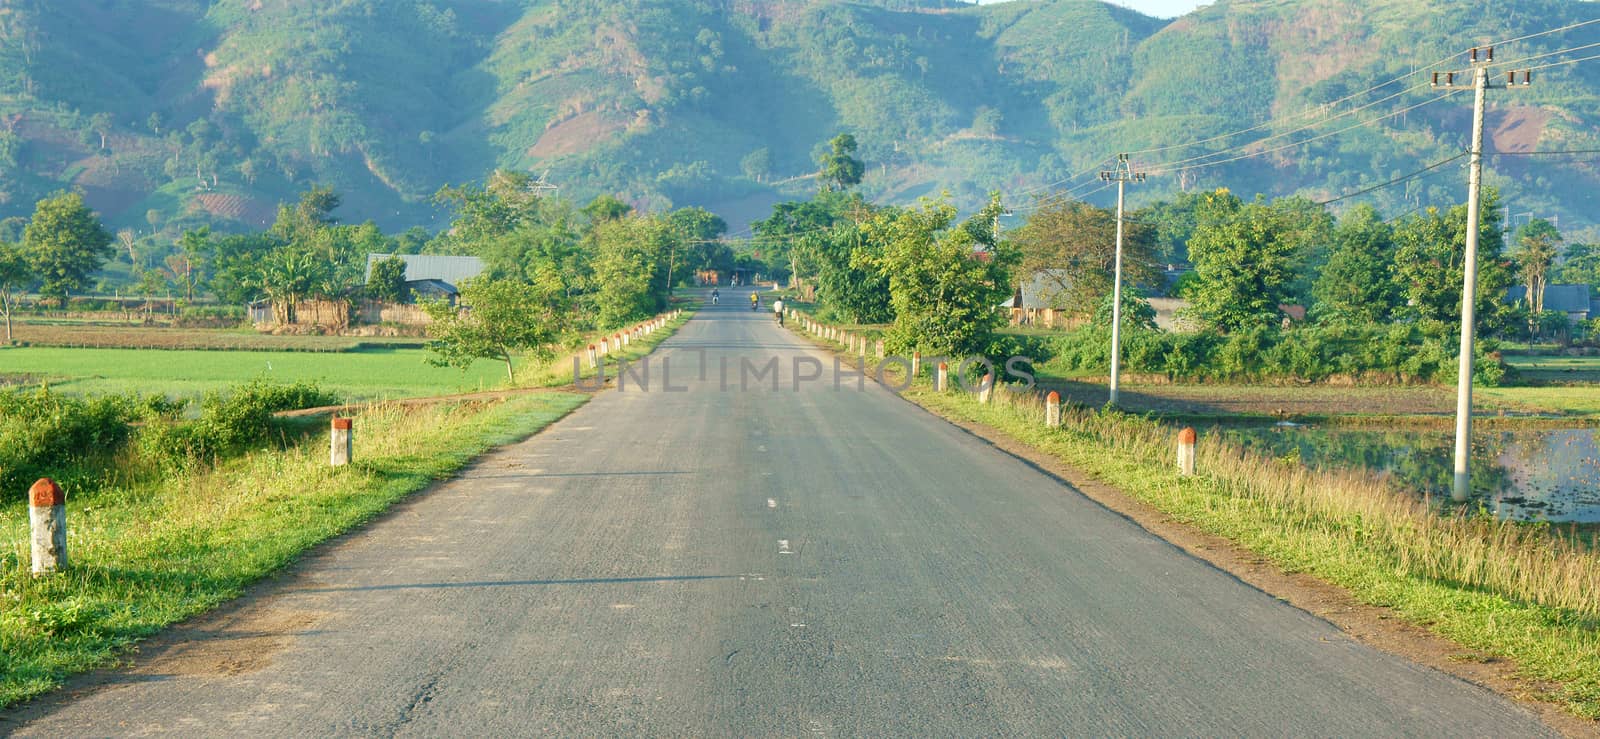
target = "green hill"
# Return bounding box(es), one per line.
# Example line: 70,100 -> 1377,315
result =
1,0 -> 1598,237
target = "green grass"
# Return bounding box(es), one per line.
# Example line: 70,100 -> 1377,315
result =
0,392 -> 587,708
1481,386 -> 1600,416
906,384 -> 1600,719
0,346 -> 509,401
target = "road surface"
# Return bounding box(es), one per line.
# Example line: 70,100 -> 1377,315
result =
2,293 -> 1554,736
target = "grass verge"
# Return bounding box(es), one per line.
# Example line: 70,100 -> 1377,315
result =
0,392 -> 587,708
905,383 -> 1600,719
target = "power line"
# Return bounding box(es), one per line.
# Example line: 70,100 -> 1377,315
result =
1523,51 -> 1600,73
1146,81 -> 1438,171
1487,40 -> 1600,69
1127,53 -> 1460,159
1314,152 -> 1467,206
1154,91 -> 1462,176
1486,17 -> 1600,49
1490,148 -> 1600,157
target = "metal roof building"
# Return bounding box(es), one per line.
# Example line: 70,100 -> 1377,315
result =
1505,283 -> 1594,320
364,254 -> 487,295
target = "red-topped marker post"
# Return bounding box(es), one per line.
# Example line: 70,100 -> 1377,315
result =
30,478 -> 67,575
331,417 -> 354,467
1177,427 -> 1197,476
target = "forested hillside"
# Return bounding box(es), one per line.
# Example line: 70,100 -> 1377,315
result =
1,0 -> 1598,241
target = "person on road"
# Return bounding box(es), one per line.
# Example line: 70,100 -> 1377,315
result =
711,288 -> 719,305
750,292 -> 759,311
773,297 -> 785,326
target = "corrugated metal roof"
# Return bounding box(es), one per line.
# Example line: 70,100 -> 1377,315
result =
365,254 -> 486,290
1506,283 -> 1593,314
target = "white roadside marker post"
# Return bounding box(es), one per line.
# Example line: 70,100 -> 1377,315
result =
1177,427 -> 1197,476
331,417 -> 353,467
29,478 -> 67,576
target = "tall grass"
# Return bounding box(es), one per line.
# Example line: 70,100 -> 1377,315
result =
909,380 -> 1600,717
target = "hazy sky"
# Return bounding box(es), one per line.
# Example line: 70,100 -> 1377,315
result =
976,0 -> 1210,19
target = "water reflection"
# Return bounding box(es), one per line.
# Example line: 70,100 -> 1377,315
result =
1217,425 -> 1600,522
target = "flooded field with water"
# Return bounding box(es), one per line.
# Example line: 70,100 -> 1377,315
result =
1219,425 -> 1600,522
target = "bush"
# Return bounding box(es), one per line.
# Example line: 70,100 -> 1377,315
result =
0,389 -> 167,493
142,380 -> 337,465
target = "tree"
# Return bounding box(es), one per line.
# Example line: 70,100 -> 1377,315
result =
1312,204 -> 1400,324
1553,242 -> 1600,291
590,215 -> 674,327
175,227 -> 211,303
582,194 -> 633,223
367,255 -> 409,303
1510,218 -> 1562,339
741,147 -> 772,183
134,269 -> 169,316
1184,191 -> 1311,331
1390,190 -> 1511,332
251,245 -> 323,324
1012,194 -> 1158,318
667,206 -> 728,283
1184,192 -> 1330,331
971,106 -> 1002,136
89,112 -> 113,152
424,276 -> 567,382
0,241 -> 30,343
23,192 -> 114,303
817,133 -> 864,192
433,170 -> 544,245
863,194 -> 1017,358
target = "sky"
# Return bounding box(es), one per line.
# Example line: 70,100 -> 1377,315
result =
976,0 -> 1210,19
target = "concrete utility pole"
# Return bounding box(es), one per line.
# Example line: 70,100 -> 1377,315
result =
1432,47 -> 1532,502
1099,154 -> 1146,407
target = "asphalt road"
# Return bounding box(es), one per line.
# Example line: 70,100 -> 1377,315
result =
3,292 -> 1555,736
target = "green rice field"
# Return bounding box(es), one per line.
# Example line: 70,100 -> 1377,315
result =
0,346 -> 504,401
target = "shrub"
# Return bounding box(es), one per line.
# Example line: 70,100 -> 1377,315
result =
142,380 -> 337,465
0,389 -> 154,493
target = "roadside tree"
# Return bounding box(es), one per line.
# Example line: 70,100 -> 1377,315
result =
863,194 -> 1017,358
424,275 -> 567,382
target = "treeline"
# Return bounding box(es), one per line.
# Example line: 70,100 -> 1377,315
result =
762,136 -> 1598,385
1020,187 -> 1598,384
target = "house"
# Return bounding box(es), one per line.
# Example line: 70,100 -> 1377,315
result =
1505,283 -> 1594,324
364,254 -> 487,301
1002,270 -> 1077,328
1002,269 -> 1200,331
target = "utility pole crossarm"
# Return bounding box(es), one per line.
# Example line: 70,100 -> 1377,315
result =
1098,154 -> 1148,408
1435,45 -> 1532,504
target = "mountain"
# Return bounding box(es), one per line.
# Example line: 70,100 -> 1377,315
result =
1,0 -> 1598,238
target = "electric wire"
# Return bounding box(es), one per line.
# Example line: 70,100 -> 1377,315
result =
1314,152 -> 1467,206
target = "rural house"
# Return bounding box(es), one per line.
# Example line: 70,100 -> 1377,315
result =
363,254 -> 487,302
1505,283 -> 1594,324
